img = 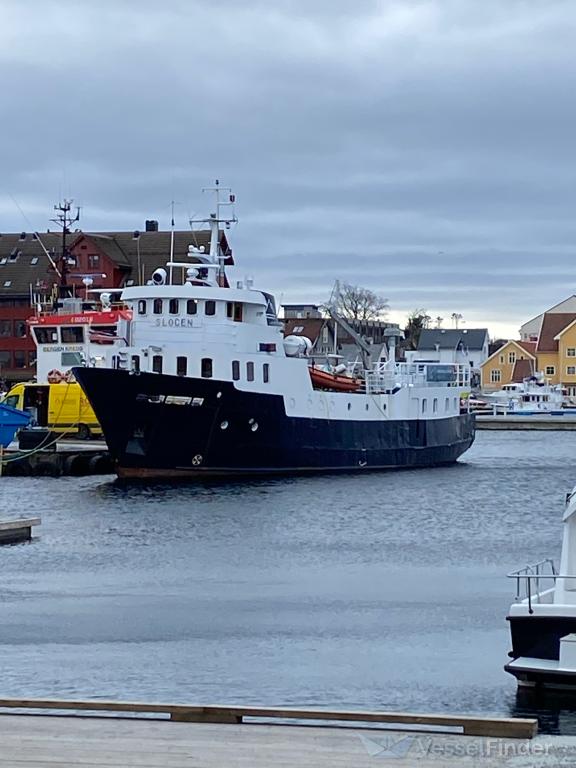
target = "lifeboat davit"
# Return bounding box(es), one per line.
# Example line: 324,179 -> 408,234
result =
309,366 -> 362,393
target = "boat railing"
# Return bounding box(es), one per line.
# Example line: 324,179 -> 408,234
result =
507,559 -> 559,613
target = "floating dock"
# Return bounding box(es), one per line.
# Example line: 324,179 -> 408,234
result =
0,698 -> 558,767
0,517 -> 40,544
476,415 -> 576,430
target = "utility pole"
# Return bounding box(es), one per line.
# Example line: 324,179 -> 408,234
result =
51,200 -> 80,298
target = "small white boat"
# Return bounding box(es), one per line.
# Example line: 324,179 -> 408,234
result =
506,488 -> 576,689
482,376 -> 576,416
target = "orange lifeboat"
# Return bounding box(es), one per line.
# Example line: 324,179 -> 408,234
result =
309,366 -> 362,393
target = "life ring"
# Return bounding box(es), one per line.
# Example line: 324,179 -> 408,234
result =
47,369 -> 63,384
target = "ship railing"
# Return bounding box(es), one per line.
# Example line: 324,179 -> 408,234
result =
365,363 -> 471,394
507,559 -> 559,613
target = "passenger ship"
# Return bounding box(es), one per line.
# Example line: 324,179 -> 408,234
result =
73,186 -> 475,479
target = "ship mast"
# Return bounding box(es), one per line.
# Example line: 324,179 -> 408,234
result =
191,180 -> 237,287
51,199 -> 80,299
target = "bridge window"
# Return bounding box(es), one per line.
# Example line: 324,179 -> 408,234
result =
263,363 -> 269,383
61,326 -> 84,343
153,298 -> 163,314
187,299 -> 197,315
445,397 -> 450,412
138,300 -> 147,315
177,356 -> 187,376
205,300 -> 216,316
247,361 -> 254,382
232,360 -> 240,381
201,358 -> 213,378
33,327 -> 58,344
169,299 -> 179,315
227,302 -> 243,322
422,398 -> 427,414
132,355 -> 140,373
433,398 -> 438,413
152,355 -> 163,373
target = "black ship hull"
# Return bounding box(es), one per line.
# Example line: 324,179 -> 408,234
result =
506,615 -> 576,688
73,368 -> 475,480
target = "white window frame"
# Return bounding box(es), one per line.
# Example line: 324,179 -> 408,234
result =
545,366 -> 555,375
490,369 -> 501,383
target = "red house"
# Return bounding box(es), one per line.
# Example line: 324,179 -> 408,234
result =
0,223 -> 231,383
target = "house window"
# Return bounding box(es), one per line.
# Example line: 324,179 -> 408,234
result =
61,327 -> 84,343
169,298 -> 179,315
499,355 -> 504,364
176,356 -> 187,376
88,254 -> 100,268
153,298 -> 163,314
152,355 -> 163,373
205,300 -> 216,316
293,325 -> 304,333
15,320 -> 27,338
490,369 -> 501,383
201,358 -> 213,378
31,257 -> 39,265
132,355 -> 140,373
568,348 -> 576,357
508,351 -> 516,364
187,299 -> 197,315
247,361 -> 254,382
138,300 -> 147,315
263,363 -> 270,383
3,280 -> 11,287
545,366 -> 555,375
322,327 -> 329,344
232,360 -> 240,381
568,386 -> 576,397
567,366 -> 576,376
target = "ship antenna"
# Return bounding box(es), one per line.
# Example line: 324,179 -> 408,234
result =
168,200 -> 176,285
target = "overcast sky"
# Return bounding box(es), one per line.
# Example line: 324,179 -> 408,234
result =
2,0 -> 576,337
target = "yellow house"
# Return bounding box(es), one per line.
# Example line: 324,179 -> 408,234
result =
480,340 -> 536,390
555,318 -> 576,398
534,312 -> 576,388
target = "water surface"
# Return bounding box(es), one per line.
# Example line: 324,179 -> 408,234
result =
0,431 -> 575,732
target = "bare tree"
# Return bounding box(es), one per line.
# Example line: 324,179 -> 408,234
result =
332,281 -> 388,321
451,312 -> 463,329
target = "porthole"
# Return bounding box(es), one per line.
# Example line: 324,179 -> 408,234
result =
365,403 -> 369,411
251,422 -> 259,432
216,391 -> 222,399
248,418 -> 255,425
220,421 -> 229,430
347,403 -> 351,410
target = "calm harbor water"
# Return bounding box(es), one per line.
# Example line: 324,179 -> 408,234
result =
1,430 -> 576,733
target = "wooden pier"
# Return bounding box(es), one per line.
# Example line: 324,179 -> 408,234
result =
0,699 -> 563,767
1,440 -> 112,477
0,517 -> 40,544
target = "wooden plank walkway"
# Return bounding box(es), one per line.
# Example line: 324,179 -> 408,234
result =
0,698 -> 537,738
0,713 -> 570,767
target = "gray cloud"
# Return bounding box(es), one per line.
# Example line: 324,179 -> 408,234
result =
1,0 -> 576,336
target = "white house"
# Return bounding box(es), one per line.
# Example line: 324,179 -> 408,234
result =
405,328 -> 489,372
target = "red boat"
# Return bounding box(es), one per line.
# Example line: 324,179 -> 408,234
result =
309,366 -> 362,393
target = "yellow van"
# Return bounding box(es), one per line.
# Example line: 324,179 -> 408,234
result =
2,382 -> 102,440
